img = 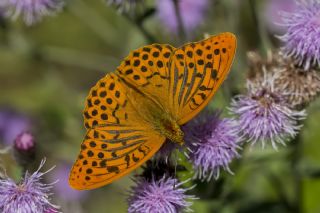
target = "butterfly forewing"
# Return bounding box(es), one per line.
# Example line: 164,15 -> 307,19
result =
116,44 -> 175,109
170,32 -> 237,124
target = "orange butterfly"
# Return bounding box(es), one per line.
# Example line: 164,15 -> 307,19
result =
69,32 -> 237,190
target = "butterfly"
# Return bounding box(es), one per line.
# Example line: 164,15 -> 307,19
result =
69,32 -> 237,190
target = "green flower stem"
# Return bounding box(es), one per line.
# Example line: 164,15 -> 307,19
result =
290,130 -> 303,213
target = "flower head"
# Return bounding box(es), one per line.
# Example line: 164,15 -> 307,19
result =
183,111 -> 240,181
273,52 -> 320,107
128,176 -> 195,213
0,159 -> 59,213
230,72 -> 306,149
13,132 -> 36,168
156,0 -> 208,34
14,132 -> 35,152
4,0 -> 64,25
247,50 -> 320,108
279,0 -> 320,70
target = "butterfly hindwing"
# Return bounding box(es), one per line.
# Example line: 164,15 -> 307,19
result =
69,128 -> 164,190
169,32 -> 237,124
69,73 -> 165,190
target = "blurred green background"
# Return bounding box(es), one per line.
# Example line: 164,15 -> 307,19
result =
1,0 -> 320,212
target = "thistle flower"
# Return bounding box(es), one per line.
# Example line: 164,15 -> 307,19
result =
4,0 -> 64,25
14,132 -> 35,152
128,176 -> 196,213
230,71 -> 306,149
0,159 -> 59,213
278,0 -> 320,70
183,111 -> 240,181
13,132 -> 36,169
247,51 -> 320,107
274,54 -> 320,107
156,0 -> 208,34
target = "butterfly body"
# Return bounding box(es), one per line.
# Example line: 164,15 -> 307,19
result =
156,115 -> 184,145
69,32 -> 237,190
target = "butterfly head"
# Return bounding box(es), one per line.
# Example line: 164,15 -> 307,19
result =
172,126 -> 185,146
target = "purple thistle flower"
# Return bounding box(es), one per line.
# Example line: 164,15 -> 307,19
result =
156,0 -> 208,34
278,0 -> 320,70
128,176 -> 196,213
0,159 -> 59,213
229,72 -> 306,149
4,0 -> 64,25
13,132 -> 36,168
183,111 -> 241,181
14,132 -> 35,152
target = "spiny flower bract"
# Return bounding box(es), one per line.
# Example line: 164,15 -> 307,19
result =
247,50 -> 320,108
0,159 -> 59,213
272,52 -> 320,107
183,111 -> 241,181
128,176 -> 196,213
279,0 -> 320,70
